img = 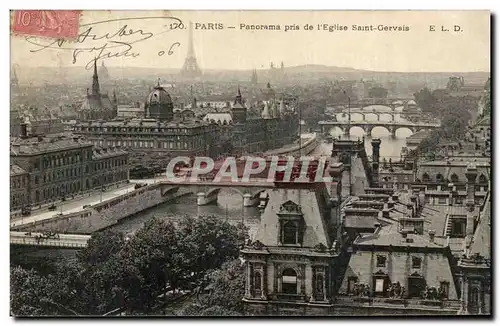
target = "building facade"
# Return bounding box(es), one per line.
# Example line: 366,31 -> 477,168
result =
10,130 -> 129,211
72,85 -> 299,165
242,162 -> 345,315
10,164 -> 30,211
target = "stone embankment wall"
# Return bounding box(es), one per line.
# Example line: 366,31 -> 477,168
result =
12,185 -> 191,234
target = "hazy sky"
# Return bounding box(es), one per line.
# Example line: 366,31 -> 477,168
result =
11,10 -> 490,72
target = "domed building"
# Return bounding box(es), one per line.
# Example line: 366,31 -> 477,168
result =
144,81 -> 174,121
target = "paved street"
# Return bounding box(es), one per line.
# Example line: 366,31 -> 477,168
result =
10,184 -> 138,228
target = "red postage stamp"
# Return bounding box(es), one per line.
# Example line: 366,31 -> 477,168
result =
11,10 -> 81,39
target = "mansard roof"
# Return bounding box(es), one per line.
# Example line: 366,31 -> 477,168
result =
253,182 -> 334,248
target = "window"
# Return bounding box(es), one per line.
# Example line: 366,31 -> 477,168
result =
412,256 -> 422,269
436,173 -> 444,182
376,255 -> 387,267
438,197 -> 447,204
479,174 -> 487,183
282,268 -> 297,294
375,278 -> 385,293
440,281 -> 450,299
422,173 -> 430,181
450,219 -> 466,238
348,277 -> 359,294
450,173 -> 459,183
253,271 -> 262,296
315,274 -> 324,296
283,221 -> 298,245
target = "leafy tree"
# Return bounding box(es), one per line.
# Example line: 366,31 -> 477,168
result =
10,266 -> 81,316
200,259 -> 246,313
176,216 -> 242,282
121,217 -> 179,312
76,230 -> 125,268
413,87 -> 437,112
368,86 -> 388,99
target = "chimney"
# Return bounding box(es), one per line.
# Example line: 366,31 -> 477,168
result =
414,190 -> 420,212
387,198 -> 395,209
392,194 -> 399,202
448,183 -> 455,206
406,203 -> 414,218
371,138 -> 381,186
401,229 -> 409,238
429,230 -> 436,243
20,122 -> 28,138
382,208 -> 390,218
329,162 -> 344,201
410,195 -> 417,215
465,164 -> 477,209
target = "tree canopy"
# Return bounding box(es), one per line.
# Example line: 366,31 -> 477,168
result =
11,215 -> 247,316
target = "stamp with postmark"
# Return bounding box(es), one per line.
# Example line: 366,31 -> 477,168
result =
11,10 -> 81,39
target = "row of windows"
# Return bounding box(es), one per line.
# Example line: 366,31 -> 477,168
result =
422,172 -> 488,183
33,150 -> 91,170
376,255 -> 422,269
33,172 -> 128,204
11,176 -> 28,189
11,193 -> 26,208
92,139 -> 199,150
93,159 -> 128,170
77,126 -> 203,134
32,160 -> 126,185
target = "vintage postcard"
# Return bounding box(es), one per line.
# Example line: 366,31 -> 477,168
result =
9,10 -> 491,317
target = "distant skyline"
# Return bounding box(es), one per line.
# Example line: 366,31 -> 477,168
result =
11,10 -> 490,73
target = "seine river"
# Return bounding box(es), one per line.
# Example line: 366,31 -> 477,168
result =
11,105 -> 412,267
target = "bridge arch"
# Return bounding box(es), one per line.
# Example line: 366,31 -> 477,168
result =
378,112 -> 395,122
393,127 -> 415,138
203,187 -> 268,207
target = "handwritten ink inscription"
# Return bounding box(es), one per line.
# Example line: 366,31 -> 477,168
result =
24,16 -> 184,69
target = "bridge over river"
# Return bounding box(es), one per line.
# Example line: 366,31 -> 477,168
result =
318,120 -> 441,138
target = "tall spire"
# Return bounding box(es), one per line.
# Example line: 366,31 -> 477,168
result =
187,21 -> 195,58
181,21 -> 202,78
91,58 -> 100,95
234,86 -> 243,105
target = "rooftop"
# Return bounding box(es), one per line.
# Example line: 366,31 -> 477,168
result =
10,164 -> 27,176
10,133 -> 92,156
355,223 -> 444,249
73,118 -> 210,129
92,146 -> 128,159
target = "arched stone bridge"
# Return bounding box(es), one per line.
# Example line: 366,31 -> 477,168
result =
318,120 -> 441,138
332,98 -> 415,111
335,109 -> 399,122
156,179 -> 276,207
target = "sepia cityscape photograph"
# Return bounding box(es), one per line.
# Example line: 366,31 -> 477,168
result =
8,9 -> 491,318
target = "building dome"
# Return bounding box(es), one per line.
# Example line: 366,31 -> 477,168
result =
146,86 -> 173,106
145,82 -> 174,121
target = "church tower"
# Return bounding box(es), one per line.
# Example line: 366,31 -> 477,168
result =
180,21 -> 202,78
92,59 -> 100,96
232,87 -> 247,124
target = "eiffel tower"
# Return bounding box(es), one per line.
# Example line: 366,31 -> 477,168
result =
180,21 -> 202,78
